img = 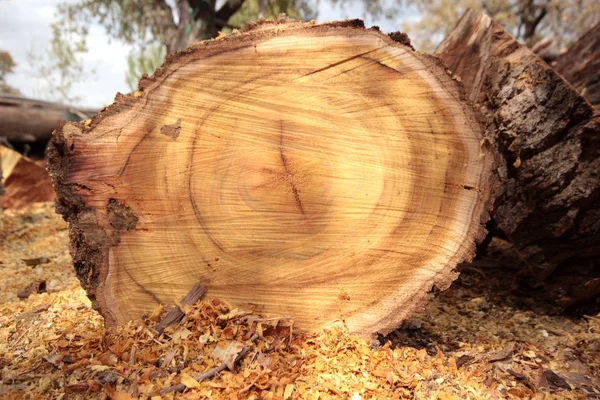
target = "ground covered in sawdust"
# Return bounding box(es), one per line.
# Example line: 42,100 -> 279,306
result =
1,204 -> 599,399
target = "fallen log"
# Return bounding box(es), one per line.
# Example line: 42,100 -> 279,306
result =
48,18 -> 494,337
0,146 -> 56,210
437,10 -> 600,306
0,96 -> 96,144
555,23 -> 600,109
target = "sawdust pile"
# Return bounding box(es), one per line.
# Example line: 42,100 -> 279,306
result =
1,204 -> 599,399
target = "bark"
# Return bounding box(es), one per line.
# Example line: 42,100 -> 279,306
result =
0,146 -> 56,210
48,18 -> 494,337
555,22 -> 600,109
437,9 -> 600,307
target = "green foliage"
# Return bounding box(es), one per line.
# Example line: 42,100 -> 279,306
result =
403,0 -> 600,51
0,50 -> 16,83
57,0 -> 170,49
30,0 -> 176,103
228,0 -> 316,28
330,0 -> 600,52
32,0 -> 600,103
28,17 -> 92,104
125,43 -> 166,91
0,50 -> 20,96
35,0 -> 317,102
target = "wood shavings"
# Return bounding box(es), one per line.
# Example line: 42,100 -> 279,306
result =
1,205 -> 599,399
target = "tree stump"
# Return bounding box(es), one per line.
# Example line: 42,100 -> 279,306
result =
49,18 -> 493,336
437,10 -> 600,306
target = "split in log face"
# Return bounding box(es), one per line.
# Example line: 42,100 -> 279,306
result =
49,19 -> 493,337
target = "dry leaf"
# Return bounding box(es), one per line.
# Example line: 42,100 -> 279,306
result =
489,343 -> 515,362
180,372 -> 201,389
198,332 -> 213,344
218,308 -> 241,320
283,383 -> 294,399
90,365 -> 111,372
105,383 -> 136,400
22,257 -> 50,267
212,341 -> 245,371
148,304 -> 163,322
172,327 -> 191,344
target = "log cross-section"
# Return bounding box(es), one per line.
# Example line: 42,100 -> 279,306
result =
49,18 -> 493,337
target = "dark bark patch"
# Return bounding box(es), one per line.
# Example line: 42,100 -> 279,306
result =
107,198 -> 139,232
160,119 -> 182,140
388,31 -> 414,50
329,19 -> 365,29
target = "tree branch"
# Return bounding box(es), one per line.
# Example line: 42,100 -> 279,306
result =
176,0 -> 192,28
214,0 -> 246,29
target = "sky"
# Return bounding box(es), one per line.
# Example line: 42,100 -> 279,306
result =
0,0 -> 412,108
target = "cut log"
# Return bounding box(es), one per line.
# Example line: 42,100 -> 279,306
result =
48,18 -> 494,337
437,9 -> 600,306
555,23 -> 600,109
0,146 -> 56,209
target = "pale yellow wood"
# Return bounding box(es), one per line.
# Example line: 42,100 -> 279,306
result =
1,146 -> 55,210
0,146 -> 21,183
50,20 -> 493,337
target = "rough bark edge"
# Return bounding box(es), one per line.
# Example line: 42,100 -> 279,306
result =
48,18 -> 495,334
47,126 -> 119,324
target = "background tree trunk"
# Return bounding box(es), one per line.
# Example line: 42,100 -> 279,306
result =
48,19 -> 494,337
437,9 -> 600,307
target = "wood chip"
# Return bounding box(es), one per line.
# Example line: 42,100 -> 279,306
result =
17,280 -> 46,299
22,257 -> 50,267
489,343 -> 515,362
155,284 -> 206,333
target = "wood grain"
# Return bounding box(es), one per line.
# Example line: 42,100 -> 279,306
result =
49,19 -> 493,337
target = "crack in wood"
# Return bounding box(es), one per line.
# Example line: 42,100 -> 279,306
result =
279,120 -> 305,214
300,46 -> 390,78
